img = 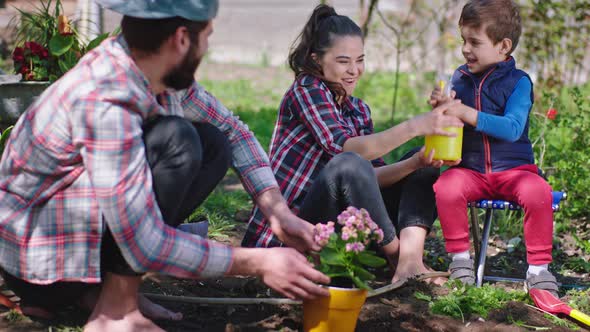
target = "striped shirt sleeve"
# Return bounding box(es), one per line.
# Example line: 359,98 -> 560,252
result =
179,83 -> 278,197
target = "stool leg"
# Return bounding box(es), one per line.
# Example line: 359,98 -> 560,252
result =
476,209 -> 493,287
469,206 -> 481,259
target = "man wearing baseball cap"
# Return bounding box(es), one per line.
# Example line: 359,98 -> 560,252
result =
0,1 -> 329,331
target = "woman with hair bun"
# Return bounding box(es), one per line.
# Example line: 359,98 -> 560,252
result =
243,4 -> 462,284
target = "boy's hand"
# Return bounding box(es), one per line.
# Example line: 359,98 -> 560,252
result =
429,87 -> 456,108
444,101 -> 478,127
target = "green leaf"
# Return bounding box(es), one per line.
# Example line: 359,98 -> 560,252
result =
320,247 -> 345,266
351,275 -> 371,290
49,34 -> 74,56
326,272 -> 352,279
414,291 -> 431,302
86,33 -> 109,52
0,126 -> 14,155
356,251 -> 387,268
57,59 -> 70,75
352,266 -> 375,281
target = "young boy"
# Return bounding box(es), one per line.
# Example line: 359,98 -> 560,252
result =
430,0 -> 558,295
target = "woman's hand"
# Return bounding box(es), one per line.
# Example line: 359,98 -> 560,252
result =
412,146 -> 462,169
410,99 -> 464,137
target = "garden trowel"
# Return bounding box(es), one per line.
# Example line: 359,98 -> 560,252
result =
529,288 -> 590,327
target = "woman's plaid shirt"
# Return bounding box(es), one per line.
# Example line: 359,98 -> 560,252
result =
0,36 -> 278,284
243,74 -> 385,248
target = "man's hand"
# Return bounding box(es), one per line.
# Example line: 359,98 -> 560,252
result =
256,188 -> 321,253
231,247 -> 330,300
410,99 -> 464,137
270,213 -> 321,252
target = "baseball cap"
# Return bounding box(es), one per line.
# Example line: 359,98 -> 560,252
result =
96,0 -> 218,21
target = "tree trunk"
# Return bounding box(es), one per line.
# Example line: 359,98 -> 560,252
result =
361,0 -> 379,38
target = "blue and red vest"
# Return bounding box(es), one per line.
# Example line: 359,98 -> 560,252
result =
452,57 -> 534,174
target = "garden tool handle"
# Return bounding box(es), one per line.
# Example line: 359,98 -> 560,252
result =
570,309 -> 590,326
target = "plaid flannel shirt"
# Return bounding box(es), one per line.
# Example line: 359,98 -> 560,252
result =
243,74 -> 385,247
0,36 -> 277,284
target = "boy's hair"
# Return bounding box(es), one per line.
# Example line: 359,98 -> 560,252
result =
459,0 -> 522,55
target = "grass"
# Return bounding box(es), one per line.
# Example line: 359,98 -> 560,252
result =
187,179 -> 252,240
424,281 -> 529,321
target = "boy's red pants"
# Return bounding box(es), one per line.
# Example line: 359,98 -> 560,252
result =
434,164 -> 553,265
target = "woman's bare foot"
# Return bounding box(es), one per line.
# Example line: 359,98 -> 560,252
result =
84,309 -> 164,332
138,294 -> 182,321
392,263 -> 447,286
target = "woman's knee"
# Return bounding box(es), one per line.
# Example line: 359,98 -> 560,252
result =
325,152 -> 374,181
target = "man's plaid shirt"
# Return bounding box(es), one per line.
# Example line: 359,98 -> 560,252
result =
0,36 -> 278,284
243,74 -> 385,248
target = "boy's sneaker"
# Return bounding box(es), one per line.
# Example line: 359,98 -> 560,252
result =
525,270 -> 559,298
448,258 -> 475,286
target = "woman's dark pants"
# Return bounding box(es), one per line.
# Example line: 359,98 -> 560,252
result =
298,149 -> 439,246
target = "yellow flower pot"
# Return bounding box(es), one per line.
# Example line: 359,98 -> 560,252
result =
424,126 -> 463,161
302,286 -> 367,332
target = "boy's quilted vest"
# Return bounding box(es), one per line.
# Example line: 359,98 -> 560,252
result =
452,57 -> 534,173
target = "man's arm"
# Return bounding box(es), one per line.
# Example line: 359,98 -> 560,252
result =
179,82 -> 278,196
179,83 -> 323,253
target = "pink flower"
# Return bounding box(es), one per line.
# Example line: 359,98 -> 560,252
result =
341,225 -> 358,241
337,211 -> 352,225
313,221 -> 335,246
345,242 -> 365,253
374,229 -> 384,243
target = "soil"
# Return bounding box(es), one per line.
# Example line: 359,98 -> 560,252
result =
1,182 -> 588,332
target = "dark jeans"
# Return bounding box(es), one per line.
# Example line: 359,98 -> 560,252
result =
1,116 -> 230,310
298,149 -> 439,246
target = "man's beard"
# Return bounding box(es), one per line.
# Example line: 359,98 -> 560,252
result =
162,43 -> 201,90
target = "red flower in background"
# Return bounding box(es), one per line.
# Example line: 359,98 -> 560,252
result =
546,108 -> 558,120
12,47 -> 24,63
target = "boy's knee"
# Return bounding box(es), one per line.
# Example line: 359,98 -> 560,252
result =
433,173 -> 465,203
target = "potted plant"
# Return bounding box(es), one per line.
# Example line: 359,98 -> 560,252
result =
303,207 -> 387,332
0,0 -> 109,127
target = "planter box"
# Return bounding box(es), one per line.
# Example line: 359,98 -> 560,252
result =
0,75 -> 50,130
